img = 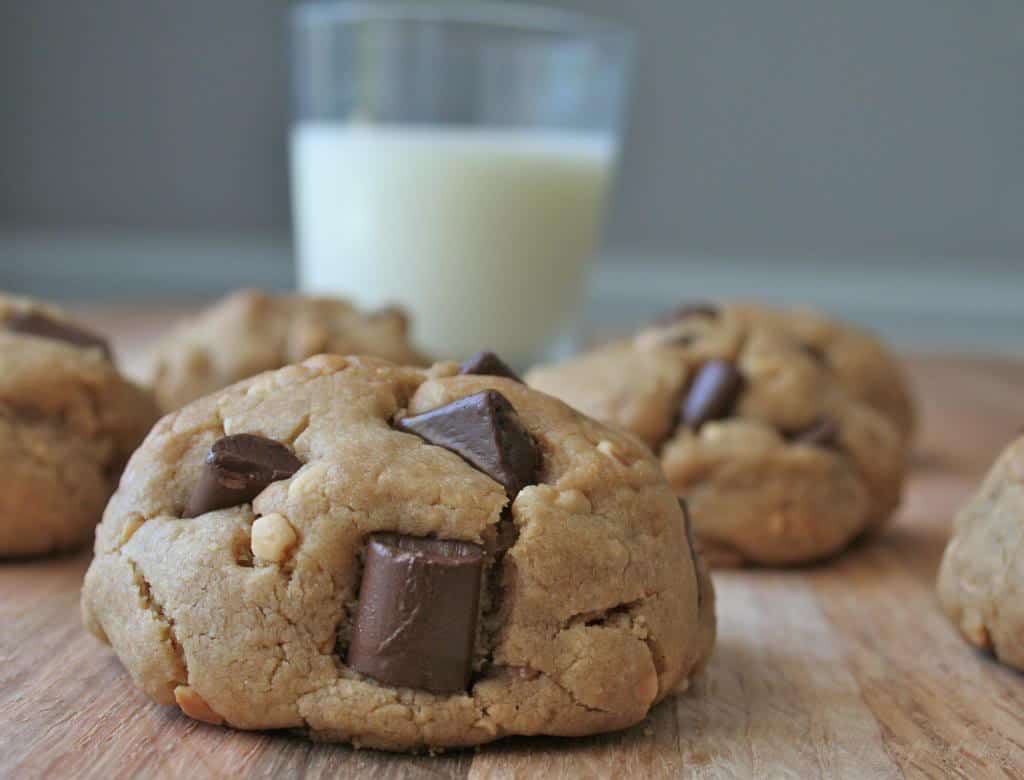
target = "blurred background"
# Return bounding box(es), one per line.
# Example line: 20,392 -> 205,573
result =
1,0 -> 1021,352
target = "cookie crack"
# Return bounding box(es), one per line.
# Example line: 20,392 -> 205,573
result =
562,591 -> 657,630
572,600 -> 640,629
564,591 -> 669,695
478,511 -> 519,673
283,413 -> 311,446
481,662 -> 610,718
542,665 -> 613,715
265,642 -> 288,692
122,551 -> 189,685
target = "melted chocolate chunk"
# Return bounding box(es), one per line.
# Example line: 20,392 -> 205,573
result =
458,351 -> 522,383
396,391 -> 540,497
681,361 -> 744,429
183,434 -> 302,517
347,533 -> 484,693
790,416 -> 840,449
6,311 -> 112,359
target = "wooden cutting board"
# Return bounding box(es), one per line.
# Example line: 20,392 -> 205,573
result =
2,306 -> 1023,778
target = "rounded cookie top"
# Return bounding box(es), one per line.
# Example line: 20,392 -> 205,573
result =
0,295 -> 159,556
937,434 -> 1024,670
527,302 -> 908,566
715,303 -> 914,438
149,289 -> 429,411
82,354 -> 714,752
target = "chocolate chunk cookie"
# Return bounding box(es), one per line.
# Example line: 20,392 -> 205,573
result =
0,295 -> 159,556
937,434 -> 1024,670
149,289 -> 428,411
527,302 -> 909,566
82,354 -> 715,752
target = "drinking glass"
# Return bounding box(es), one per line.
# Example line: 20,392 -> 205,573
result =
291,1 -> 632,366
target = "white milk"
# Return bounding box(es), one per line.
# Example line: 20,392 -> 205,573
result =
290,124 -> 614,365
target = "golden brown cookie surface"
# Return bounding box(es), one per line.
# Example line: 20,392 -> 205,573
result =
82,355 -> 714,752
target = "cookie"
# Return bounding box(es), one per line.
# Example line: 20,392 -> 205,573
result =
527,302 -> 909,566
937,434 -> 1024,670
149,289 -> 428,411
0,295 -> 159,556
81,354 -> 715,752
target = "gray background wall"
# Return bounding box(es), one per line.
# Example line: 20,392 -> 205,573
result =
2,0 -> 1023,260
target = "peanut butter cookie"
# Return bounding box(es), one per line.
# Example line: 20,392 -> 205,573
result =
527,302 -> 910,566
150,289 -> 428,410
82,354 -> 714,751
937,434 -> 1024,670
0,295 -> 158,556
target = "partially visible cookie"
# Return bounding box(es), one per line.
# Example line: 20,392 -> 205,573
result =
0,295 -> 159,556
82,354 -> 714,752
527,302 -> 909,566
937,435 -> 1024,669
149,289 -> 428,411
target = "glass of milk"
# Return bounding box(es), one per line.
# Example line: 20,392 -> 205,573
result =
290,2 -> 632,366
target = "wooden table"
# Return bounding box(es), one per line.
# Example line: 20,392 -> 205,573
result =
2,307 -> 1023,778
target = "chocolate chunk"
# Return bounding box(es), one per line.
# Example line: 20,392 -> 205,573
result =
183,434 -> 302,517
679,499 -> 703,609
347,533 -> 484,693
396,391 -> 539,497
682,361 -> 744,429
654,302 -> 719,327
6,311 -> 112,359
791,416 -> 840,449
459,351 -> 522,383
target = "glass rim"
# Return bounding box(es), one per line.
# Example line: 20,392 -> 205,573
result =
291,1 -> 631,41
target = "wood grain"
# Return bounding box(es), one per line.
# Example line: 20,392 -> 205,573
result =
2,307 -> 1023,779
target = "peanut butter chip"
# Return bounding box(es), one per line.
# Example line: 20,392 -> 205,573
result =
174,685 -> 224,725
251,513 -> 298,563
